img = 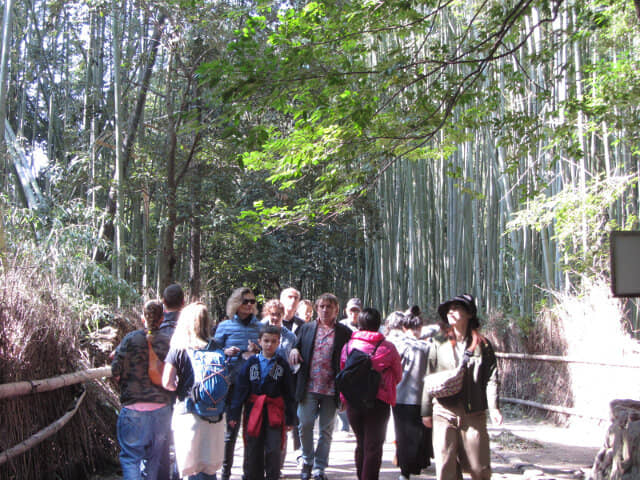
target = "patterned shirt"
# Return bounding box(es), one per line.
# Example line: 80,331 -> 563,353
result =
307,323 -> 336,396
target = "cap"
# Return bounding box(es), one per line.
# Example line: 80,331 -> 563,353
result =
346,298 -> 363,312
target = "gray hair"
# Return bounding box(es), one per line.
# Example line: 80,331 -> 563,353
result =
385,311 -> 406,331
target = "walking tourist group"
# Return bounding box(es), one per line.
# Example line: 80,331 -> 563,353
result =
111,285 -> 502,480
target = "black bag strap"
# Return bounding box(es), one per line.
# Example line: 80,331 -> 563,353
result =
347,338 -> 384,358
371,339 -> 383,357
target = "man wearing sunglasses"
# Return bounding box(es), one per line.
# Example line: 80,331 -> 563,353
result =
215,287 -> 263,480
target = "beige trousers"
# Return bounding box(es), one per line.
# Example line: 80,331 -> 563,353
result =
432,403 -> 491,480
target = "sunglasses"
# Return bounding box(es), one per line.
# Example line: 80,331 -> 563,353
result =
242,298 -> 257,305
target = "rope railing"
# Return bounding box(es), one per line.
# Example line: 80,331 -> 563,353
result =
496,351 -> 639,419
500,396 -> 609,421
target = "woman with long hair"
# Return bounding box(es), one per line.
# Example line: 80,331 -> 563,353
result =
163,302 -> 226,480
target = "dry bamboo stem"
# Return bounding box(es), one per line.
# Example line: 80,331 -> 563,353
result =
0,366 -> 112,400
0,387 -> 87,466
495,352 -> 640,369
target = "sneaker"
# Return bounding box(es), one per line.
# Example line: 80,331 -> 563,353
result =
300,463 -> 312,480
313,474 -> 327,480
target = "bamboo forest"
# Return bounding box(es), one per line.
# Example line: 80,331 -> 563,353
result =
1,0 -> 640,320
2,0 -> 640,478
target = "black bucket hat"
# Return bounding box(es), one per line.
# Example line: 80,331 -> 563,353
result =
437,294 -> 479,327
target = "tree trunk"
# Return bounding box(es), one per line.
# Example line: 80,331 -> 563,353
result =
190,215 -> 201,300
112,0 -> 124,296
158,53 -> 177,291
99,13 -> 167,260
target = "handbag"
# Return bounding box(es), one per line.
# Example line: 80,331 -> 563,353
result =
423,361 -> 467,398
147,336 -> 165,386
423,329 -> 484,398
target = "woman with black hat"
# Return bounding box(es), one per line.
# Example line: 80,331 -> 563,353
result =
420,294 -> 502,480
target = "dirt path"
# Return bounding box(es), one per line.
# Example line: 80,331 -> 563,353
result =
91,410 -> 606,479
277,409 -> 604,480
486,416 -> 603,480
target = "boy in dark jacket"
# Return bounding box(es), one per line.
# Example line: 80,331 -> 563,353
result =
229,325 -> 296,480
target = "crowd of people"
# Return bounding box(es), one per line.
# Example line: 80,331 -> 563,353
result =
111,285 -> 502,480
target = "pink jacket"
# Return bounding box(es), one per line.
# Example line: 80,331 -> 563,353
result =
339,330 -> 402,406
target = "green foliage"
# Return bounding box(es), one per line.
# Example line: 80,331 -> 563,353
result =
196,0 -> 550,226
507,174 -> 639,276
4,201 -> 138,317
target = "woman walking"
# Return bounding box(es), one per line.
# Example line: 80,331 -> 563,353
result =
340,308 -> 402,480
386,311 -> 432,480
162,302 -> 226,480
421,294 -> 502,480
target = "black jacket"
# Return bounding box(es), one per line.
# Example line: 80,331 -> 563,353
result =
293,320 -> 352,404
229,354 -> 296,426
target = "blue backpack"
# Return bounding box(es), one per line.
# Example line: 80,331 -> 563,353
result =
185,341 -> 229,421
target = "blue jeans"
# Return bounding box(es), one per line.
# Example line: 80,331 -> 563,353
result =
117,405 -> 172,480
188,473 -> 217,480
297,392 -> 337,475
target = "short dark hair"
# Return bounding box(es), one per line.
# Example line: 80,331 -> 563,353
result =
162,284 -> 184,309
315,293 -> 339,309
260,324 -> 281,338
401,313 -> 422,330
358,307 -> 381,332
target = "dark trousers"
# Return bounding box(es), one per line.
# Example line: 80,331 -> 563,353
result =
243,407 -> 284,480
223,384 -> 242,479
392,404 -> 432,476
346,400 -> 391,480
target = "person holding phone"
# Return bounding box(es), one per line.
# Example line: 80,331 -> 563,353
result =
215,287 -> 263,480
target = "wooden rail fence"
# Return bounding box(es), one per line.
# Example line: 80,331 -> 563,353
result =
1,353 -> 638,465
0,367 -> 112,466
495,352 -> 640,421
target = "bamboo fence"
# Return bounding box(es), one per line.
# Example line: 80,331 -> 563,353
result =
1,353 -> 637,463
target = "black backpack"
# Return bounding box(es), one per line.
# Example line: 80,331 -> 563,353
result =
335,339 -> 383,410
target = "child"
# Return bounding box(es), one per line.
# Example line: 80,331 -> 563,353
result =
228,325 -> 296,480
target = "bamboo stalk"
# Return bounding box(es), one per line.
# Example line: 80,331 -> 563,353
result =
0,366 -> 112,400
0,387 -> 88,465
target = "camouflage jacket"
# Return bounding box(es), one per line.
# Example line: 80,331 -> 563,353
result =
111,329 -> 175,406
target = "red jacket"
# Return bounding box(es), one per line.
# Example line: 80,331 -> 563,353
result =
340,330 -> 402,406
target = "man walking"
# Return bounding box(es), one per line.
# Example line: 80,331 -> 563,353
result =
281,287 -> 304,333
157,284 -> 184,480
289,293 -> 352,480
340,297 -> 362,332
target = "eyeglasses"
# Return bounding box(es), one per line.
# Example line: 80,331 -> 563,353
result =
242,298 -> 256,305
